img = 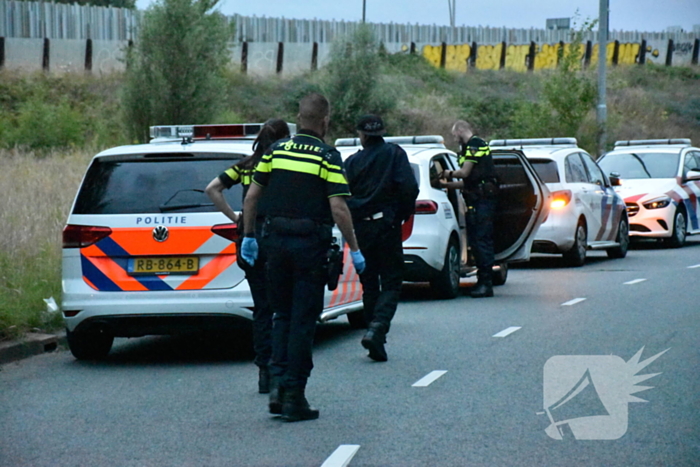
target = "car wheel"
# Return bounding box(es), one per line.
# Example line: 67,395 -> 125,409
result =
431,239 -> 460,299
67,328 -> 114,360
665,208 -> 687,248
492,263 -> 508,286
346,310 -> 368,329
607,217 -> 629,259
563,221 -> 587,267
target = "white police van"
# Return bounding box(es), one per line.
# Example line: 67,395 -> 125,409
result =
62,124 -> 364,360
336,135 -> 551,298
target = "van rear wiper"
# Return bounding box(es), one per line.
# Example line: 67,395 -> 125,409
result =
159,189 -> 213,212
160,203 -> 214,212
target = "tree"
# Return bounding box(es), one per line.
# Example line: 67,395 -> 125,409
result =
121,0 -> 232,142
323,24 -> 394,136
511,19 -> 597,144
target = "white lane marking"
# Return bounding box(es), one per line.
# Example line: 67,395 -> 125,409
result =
412,370 -> 448,387
561,298 -> 586,306
321,445 -> 361,467
623,278 -> 647,285
493,326 -> 521,338
688,264 -> 700,269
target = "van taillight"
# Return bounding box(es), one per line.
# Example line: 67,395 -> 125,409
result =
62,225 -> 112,248
212,223 -> 239,242
415,200 -> 438,214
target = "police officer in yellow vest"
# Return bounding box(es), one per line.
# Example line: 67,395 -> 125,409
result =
441,120 -> 498,298
241,93 -> 365,422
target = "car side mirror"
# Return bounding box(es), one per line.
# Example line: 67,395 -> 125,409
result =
608,172 -> 622,186
685,169 -> 700,182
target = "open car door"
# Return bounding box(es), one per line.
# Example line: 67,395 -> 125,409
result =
492,149 -> 551,263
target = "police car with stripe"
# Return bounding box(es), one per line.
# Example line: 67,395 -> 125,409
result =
490,138 -> 629,266
597,139 -> 700,247
336,135 -> 551,298
62,124 -> 364,360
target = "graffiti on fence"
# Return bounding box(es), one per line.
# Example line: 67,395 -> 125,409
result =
422,41 -> 650,72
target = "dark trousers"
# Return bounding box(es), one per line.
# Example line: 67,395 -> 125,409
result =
242,251 -> 272,369
465,195 -> 496,284
240,219 -> 273,369
263,231 -> 327,389
355,218 -> 404,332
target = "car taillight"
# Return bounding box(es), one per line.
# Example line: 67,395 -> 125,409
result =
550,190 -> 572,210
415,200 -> 438,214
211,223 -> 239,242
401,215 -> 415,241
62,225 -> 112,248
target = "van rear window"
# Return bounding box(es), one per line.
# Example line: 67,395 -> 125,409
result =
73,156 -> 244,214
529,159 -> 560,183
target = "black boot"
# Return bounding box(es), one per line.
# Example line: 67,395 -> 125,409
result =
258,366 -> 270,394
268,379 -> 284,415
281,387 -> 319,422
361,322 -> 388,362
470,281 -> 493,298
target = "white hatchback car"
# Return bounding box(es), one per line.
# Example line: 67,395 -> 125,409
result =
336,135 -> 550,298
597,139 -> 700,247
490,138 -> 629,266
62,123 -> 364,360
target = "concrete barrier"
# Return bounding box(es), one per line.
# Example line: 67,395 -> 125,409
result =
4,37 -> 43,71
49,38 -> 84,73
92,40 -> 127,74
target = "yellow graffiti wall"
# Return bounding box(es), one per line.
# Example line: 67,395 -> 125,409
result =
423,41 -> 646,72
505,44 -> 530,72
475,43 -> 503,70
445,43 -> 472,72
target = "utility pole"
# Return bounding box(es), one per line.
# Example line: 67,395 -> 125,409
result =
448,0 -> 456,28
597,0 -> 609,157
362,0 -> 366,23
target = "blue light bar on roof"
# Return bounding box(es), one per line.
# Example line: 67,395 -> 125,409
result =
490,137 -> 577,147
614,139 -> 691,147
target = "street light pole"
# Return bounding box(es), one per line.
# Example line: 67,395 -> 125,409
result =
597,0 -> 609,157
362,0 -> 366,23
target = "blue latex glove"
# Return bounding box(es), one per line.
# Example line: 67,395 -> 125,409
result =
350,249 -> 366,275
241,237 -> 258,266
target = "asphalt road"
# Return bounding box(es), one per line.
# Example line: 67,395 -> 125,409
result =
1,239 -> 699,466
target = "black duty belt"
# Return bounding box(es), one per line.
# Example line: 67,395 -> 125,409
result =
362,211 -> 384,221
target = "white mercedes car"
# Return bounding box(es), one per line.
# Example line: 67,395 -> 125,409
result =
490,138 -> 630,266
597,138 -> 700,247
336,135 -> 550,298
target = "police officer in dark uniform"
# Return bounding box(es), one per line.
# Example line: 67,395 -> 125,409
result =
241,93 -> 365,422
344,115 -> 419,362
441,120 -> 498,298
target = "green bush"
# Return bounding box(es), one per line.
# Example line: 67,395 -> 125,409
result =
0,96 -> 85,149
322,24 -> 396,135
122,0 -> 233,142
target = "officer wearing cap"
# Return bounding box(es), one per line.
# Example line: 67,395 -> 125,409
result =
344,115 -> 419,361
241,93 -> 365,422
440,120 -> 498,298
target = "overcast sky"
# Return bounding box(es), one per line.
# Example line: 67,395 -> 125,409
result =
135,0 -> 699,33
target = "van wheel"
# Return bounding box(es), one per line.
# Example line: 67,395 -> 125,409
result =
563,222 -> 587,267
665,208 -> 687,248
607,217 -> 629,259
67,328 -> 114,360
347,310 -> 368,329
431,240 -> 460,299
492,263 -> 508,286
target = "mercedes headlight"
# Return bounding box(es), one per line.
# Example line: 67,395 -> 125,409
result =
642,196 -> 671,210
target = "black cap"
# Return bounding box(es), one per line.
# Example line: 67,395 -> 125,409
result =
356,115 -> 386,136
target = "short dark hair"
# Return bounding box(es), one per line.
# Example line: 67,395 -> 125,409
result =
299,93 -> 330,125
